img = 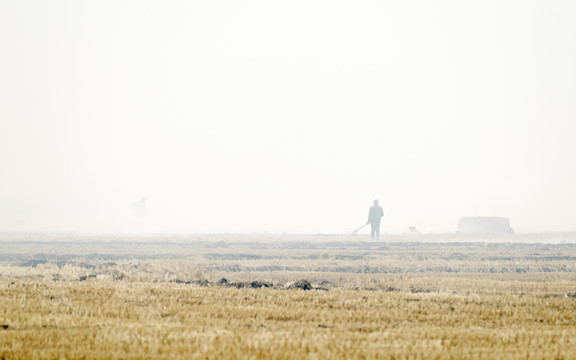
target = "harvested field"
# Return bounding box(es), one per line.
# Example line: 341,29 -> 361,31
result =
1,233 -> 576,359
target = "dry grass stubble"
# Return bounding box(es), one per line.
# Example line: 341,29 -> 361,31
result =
1,236 -> 576,359
1,281 -> 576,359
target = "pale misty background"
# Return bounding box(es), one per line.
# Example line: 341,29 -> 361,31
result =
1,1 -> 575,234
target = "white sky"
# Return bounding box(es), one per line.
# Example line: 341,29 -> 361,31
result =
1,1 -> 575,234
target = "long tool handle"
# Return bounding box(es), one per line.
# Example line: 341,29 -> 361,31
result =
352,223 -> 367,234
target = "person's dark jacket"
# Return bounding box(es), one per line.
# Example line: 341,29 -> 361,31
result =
367,205 -> 384,224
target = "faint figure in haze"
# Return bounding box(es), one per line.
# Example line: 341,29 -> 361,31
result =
133,197 -> 147,218
366,199 -> 384,241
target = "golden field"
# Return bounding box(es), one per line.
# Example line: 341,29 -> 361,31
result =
1,233 -> 576,359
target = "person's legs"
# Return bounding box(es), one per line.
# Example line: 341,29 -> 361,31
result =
371,221 -> 381,241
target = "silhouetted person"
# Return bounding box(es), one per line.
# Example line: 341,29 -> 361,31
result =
367,199 -> 384,240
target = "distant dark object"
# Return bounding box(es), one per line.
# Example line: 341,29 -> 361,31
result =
289,279 -> 312,290
250,281 -> 271,288
196,279 -> 211,287
409,226 -> 417,233
458,217 -> 514,234
215,278 -> 273,289
78,274 -> 97,282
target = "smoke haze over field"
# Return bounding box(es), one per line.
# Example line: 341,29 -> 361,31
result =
1,1 -> 575,234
